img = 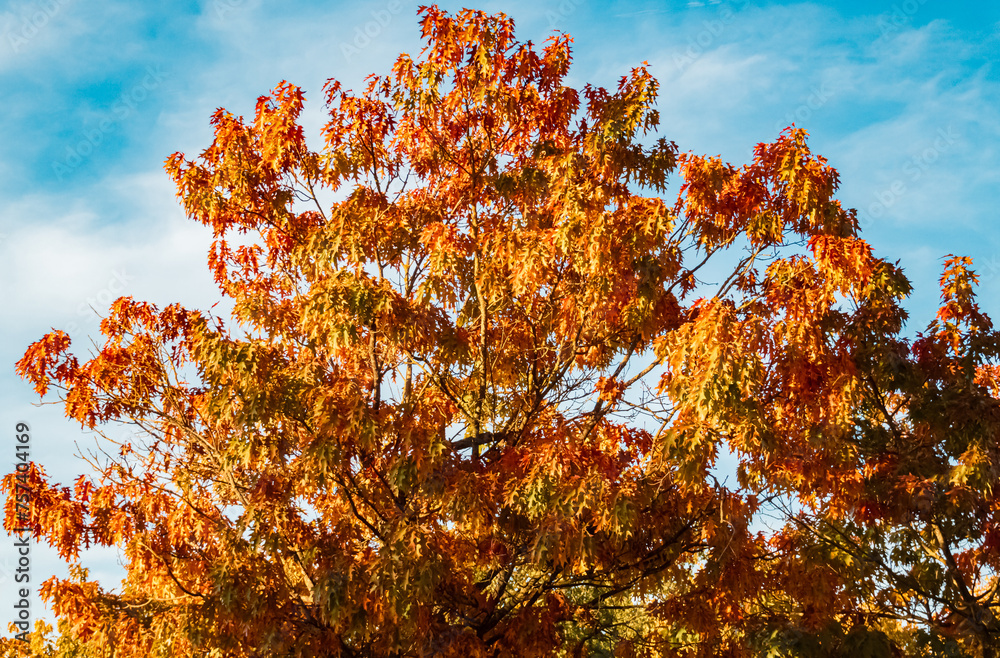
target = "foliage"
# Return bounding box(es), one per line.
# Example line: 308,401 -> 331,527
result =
5,5 -> 999,657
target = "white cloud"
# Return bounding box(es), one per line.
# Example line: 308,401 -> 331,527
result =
0,174 -> 216,344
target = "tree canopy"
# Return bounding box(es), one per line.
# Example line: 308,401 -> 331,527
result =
4,6 -> 1000,657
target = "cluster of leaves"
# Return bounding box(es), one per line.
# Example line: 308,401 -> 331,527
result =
4,6 -> 999,657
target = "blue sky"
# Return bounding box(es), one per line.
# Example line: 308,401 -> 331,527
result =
1,0 -> 998,628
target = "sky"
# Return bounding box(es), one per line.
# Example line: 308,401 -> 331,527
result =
0,0 -> 998,632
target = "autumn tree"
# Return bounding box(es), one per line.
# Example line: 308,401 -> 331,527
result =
6,5 -> 994,657
756,256 -> 1000,658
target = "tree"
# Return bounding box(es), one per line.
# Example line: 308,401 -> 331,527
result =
763,256 -> 1000,658
5,5 -> 995,657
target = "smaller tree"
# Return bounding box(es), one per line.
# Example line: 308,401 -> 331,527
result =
767,256 -> 1000,657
